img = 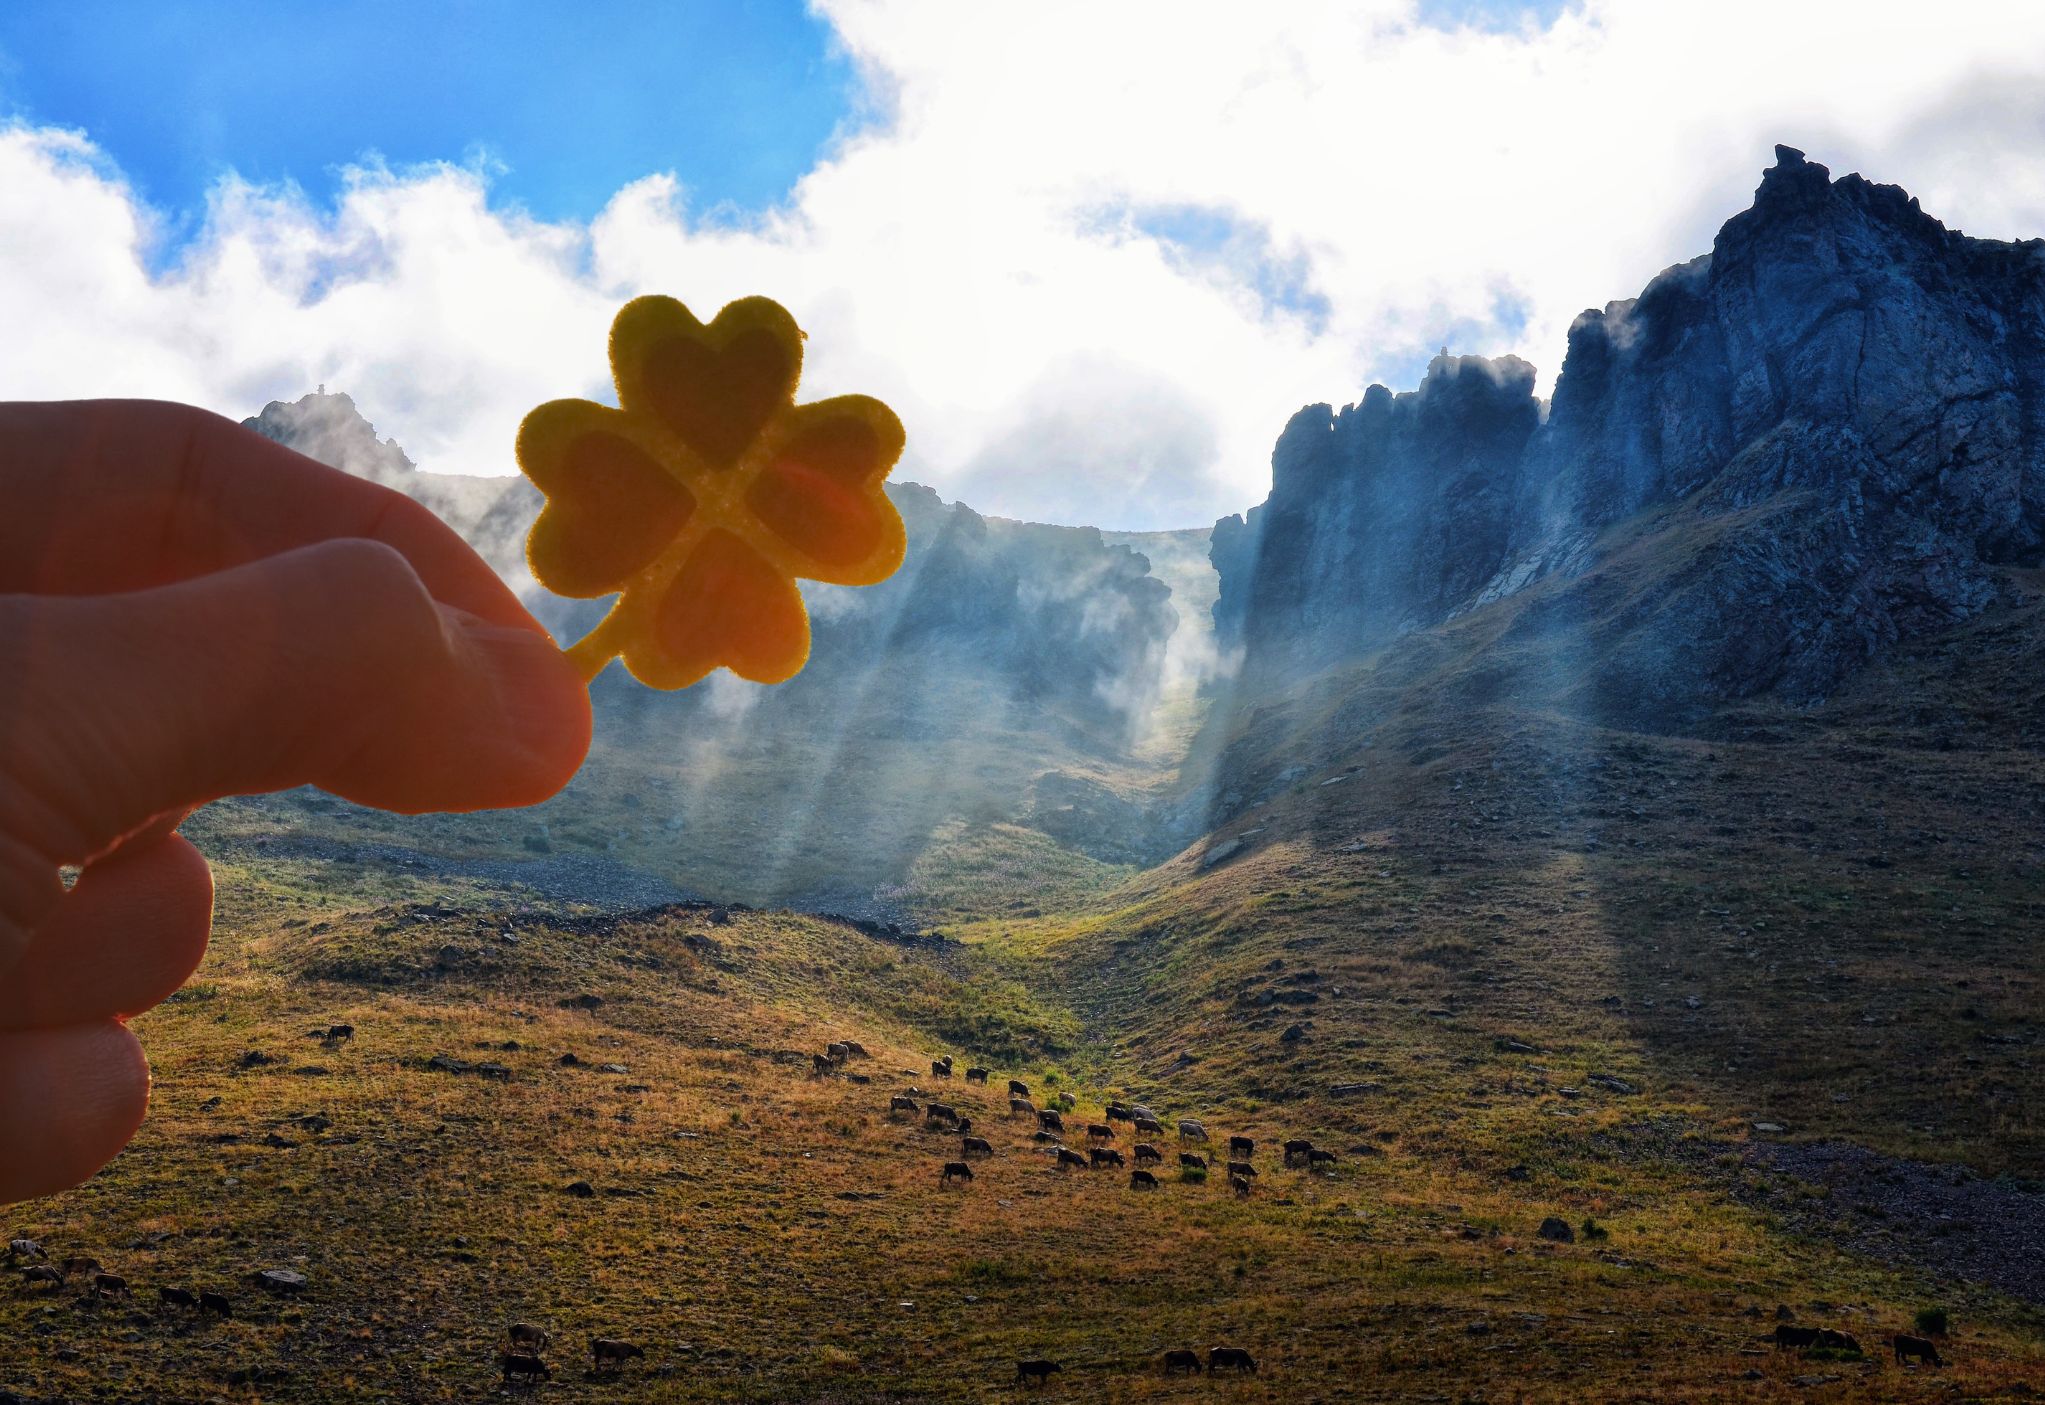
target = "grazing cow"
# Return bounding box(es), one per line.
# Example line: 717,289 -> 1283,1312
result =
810,1053 -> 835,1075
1231,1175 -> 1252,1199
1163,1348 -> 1202,1375
1086,1123 -> 1114,1142
325,1024 -> 355,1043
965,1067 -> 989,1084
826,1042 -> 851,1062
59,1256 -> 102,1279
1229,1135 -> 1255,1159
93,1272 -> 130,1299
199,1291 -> 234,1318
1130,1170 -> 1159,1190
591,1338 -> 645,1369
1180,1153 -> 1208,1171
1227,1161 -> 1258,1181
501,1352 -> 551,1385
1814,1329 -> 1862,1354
925,1103 -> 960,1129
159,1286 -> 197,1309
6,1239 -> 43,1262
941,1161 -> 975,1186
890,1095 -> 919,1118
1308,1148 -> 1337,1168
844,1040 -> 871,1058
1056,1093 -> 1076,1110
1057,1148 -> 1090,1171
1134,1116 -> 1165,1138
1105,1103 -> 1133,1123
1284,1138 -> 1315,1166
1134,1144 -> 1163,1165
1208,1346 -> 1258,1374
1010,1098 -> 1035,1118
1774,1325 -> 1821,1351
21,1266 -> 60,1289
1894,1334 -> 1943,1367
1090,1147 -> 1125,1169
1039,1110 -> 1065,1133
962,1136 -> 994,1157
1033,1130 -> 1061,1144
508,1323 -> 550,1351
1009,1079 -> 1030,1097
1178,1120 -> 1208,1142
931,1057 -> 954,1078
1017,1359 -> 1061,1386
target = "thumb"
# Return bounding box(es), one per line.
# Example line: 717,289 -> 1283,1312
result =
0,538 -> 591,960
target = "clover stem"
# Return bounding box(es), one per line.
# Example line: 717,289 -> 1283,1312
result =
561,615 -> 622,684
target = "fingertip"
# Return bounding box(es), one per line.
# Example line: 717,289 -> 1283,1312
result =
0,1022 -> 149,1206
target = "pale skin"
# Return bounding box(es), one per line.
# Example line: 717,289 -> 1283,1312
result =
0,401 -> 592,1204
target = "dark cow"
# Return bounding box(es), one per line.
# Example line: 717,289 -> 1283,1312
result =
501,1352 -> 551,1385
1208,1346 -> 1258,1374
1086,1123 -> 1114,1141
925,1103 -> 960,1128
1090,1147 -> 1125,1169
59,1255 -> 102,1279
931,1058 -> 954,1078
941,1161 -> 975,1186
159,1286 -> 198,1309
1894,1334 -> 1943,1367
965,1067 -> 989,1084
826,1042 -> 851,1062
956,1117 -> 973,1136
200,1291 -> 234,1318
1229,1135 -> 1254,1159
1134,1143 -> 1163,1165
810,1053 -> 835,1075
1017,1359 -> 1061,1386
1105,1103 -> 1133,1123
890,1095 -> 919,1118
1308,1148 -> 1337,1168
1033,1130 -> 1061,1144
1057,1148 -> 1090,1171
1231,1175 -> 1252,1198
1227,1161 -> 1258,1180
20,1266 -> 61,1289
509,1323 -> 549,1351
1129,1170 -> 1159,1190
1134,1116 -> 1165,1138
93,1272 -> 130,1299
1009,1079 -> 1030,1097
1179,1153 -> 1208,1171
1178,1120 -> 1208,1142
1163,1348 -> 1202,1375
1039,1110 -> 1065,1133
1815,1329 -> 1862,1354
1284,1138 -> 1315,1166
840,1040 -> 870,1059
1774,1325 -> 1821,1351
591,1338 -> 645,1369
962,1135 -> 993,1157
1010,1098 -> 1035,1118
325,1024 -> 355,1043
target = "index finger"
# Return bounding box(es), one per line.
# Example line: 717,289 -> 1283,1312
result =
0,399 -> 530,629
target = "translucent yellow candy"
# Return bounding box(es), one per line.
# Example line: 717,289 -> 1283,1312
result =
518,295 -> 906,689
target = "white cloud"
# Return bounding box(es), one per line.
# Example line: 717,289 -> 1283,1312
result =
4,0 -> 2045,529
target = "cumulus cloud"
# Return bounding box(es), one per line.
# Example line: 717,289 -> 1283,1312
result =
4,0 -> 2045,529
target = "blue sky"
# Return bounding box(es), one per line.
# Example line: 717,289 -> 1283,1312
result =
0,0 -> 857,223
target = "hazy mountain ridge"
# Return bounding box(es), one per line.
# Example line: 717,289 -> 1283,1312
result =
1212,146 -> 2045,724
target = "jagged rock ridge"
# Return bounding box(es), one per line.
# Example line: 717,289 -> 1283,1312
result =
1212,147 -> 2045,721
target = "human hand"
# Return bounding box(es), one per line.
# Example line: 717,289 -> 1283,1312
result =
0,400 -> 592,1204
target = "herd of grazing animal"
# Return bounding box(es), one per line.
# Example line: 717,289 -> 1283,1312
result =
497,1324 -> 651,1386
6,1239 -> 233,1319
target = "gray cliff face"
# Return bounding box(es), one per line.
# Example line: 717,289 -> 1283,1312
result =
1213,147 -> 2045,720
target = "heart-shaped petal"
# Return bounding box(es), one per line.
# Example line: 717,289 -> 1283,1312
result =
611,295 -> 802,468
745,397 -> 907,584
525,428 -> 696,598
627,528 -> 810,687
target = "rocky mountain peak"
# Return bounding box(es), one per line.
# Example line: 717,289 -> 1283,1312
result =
243,389 -> 417,487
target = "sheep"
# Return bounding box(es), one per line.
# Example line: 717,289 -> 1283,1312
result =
590,1338 -> 645,1369
501,1352 -> 551,1385
1057,1148 -> 1090,1171
1086,1123 -> 1115,1142
199,1291 -> 234,1318
20,1266 -> 61,1289
1163,1348 -> 1202,1375
508,1323 -> 550,1351
1308,1148 -> 1337,1168
1231,1175 -> 1252,1199
1134,1144 -> 1163,1165
1179,1153 -> 1208,1171
961,1135 -> 994,1157
159,1286 -> 197,1309
1016,1359 -> 1061,1385
890,1095 -> 919,1118
1229,1135 -> 1255,1159
1010,1098 -> 1036,1118
1284,1138 -> 1315,1166
92,1272 -> 130,1299
1227,1161 -> 1258,1181
964,1067 -> 989,1084
1178,1120 -> 1208,1142
941,1161 -> 975,1187
1894,1333 -> 1943,1367
1129,1169 -> 1159,1190
1039,1110 -> 1065,1133
1208,1345 -> 1258,1374
1090,1147 -> 1125,1169
1008,1079 -> 1030,1097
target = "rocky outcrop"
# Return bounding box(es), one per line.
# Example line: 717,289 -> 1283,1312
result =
1213,147 -> 2045,722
